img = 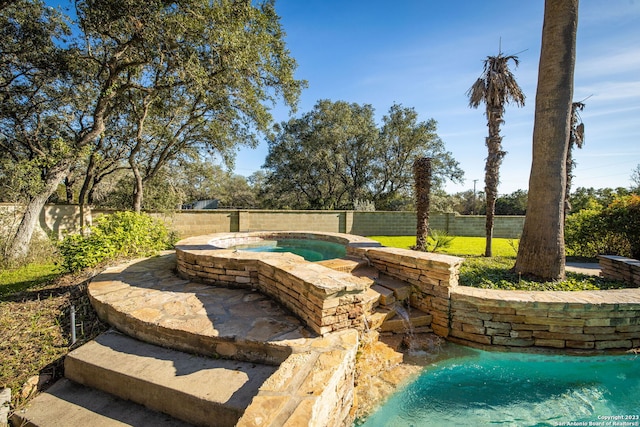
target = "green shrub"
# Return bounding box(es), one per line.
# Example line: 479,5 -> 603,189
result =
604,194 -> 640,259
59,211 -> 172,272
565,195 -> 638,258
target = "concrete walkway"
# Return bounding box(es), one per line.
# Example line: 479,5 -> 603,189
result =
565,262 -> 601,276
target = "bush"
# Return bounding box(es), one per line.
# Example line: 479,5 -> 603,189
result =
59,211 -> 173,272
604,194 -> 640,259
565,195 -> 638,258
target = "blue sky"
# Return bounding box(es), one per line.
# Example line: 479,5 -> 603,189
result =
233,0 -> 640,195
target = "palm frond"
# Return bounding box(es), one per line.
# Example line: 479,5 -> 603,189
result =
467,54 -> 525,109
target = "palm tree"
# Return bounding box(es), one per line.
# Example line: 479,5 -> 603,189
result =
564,101 -> 585,218
515,0 -> 579,281
413,157 -> 432,251
467,53 -> 525,257
632,164 -> 640,191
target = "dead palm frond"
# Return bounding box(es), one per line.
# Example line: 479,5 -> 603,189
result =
467,54 -> 525,110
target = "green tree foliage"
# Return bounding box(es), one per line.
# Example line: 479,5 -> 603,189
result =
0,0 -> 79,262
565,194 -> 640,259
97,156 -> 258,210
448,190 -> 486,215
605,194 -> 640,259
1,0 -> 303,262
568,187 -> 630,213
262,100 -> 463,210
58,211 -> 172,272
631,164 -> 640,192
564,201 -> 622,258
495,189 -> 528,215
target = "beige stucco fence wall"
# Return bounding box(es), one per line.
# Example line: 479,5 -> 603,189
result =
0,203 -> 91,241
2,204 -> 525,240
151,210 -> 525,239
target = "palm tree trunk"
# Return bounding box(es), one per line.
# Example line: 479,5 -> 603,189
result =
414,157 -> 432,251
515,0 -> 579,280
484,106 -> 506,257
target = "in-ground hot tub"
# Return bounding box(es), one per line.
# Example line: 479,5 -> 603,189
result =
219,237 -> 347,261
175,231 -> 384,335
202,231 -> 372,261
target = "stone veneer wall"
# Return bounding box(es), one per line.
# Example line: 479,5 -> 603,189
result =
599,255 -> 640,287
177,232 -> 640,352
356,245 -> 640,352
175,233 -> 380,335
447,287 -> 640,351
363,247 -> 464,338
236,330 -> 359,427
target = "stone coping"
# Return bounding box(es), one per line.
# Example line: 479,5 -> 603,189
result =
87,252 -> 359,426
178,231 -> 383,257
454,285 -> 640,305
599,255 -> 640,286
174,232 -> 640,352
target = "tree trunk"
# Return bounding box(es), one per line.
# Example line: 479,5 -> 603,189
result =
78,152 -> 98,231
64,176 -> 74,203
130,158 -> 144,213
414,157 -> 432,251
484,106 -> 506,257
7,164 -> 70,263
515,0 -> 579,280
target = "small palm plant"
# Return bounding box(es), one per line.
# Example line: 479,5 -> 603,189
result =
467,53 -> 525,257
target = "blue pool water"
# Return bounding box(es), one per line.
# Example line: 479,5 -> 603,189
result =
358,344 -> 640,427
232,238 -> 346,262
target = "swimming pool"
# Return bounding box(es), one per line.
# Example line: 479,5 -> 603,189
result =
231,238 -> 347,262
358,344 -> 640,426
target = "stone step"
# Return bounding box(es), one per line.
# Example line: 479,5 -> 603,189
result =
63,330 -> 277,427
317,256 -> 369,273
379,307 -> 432,333
363,274 -> 412,307
11,378 -> 192,427
370,284 -> 396,306
375,275 -> 412,302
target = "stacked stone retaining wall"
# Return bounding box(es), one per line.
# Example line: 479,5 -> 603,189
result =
446,287 -> 640,351
236,330 -> 359,427
363,247 -> 464,337
362,248 -> 640,352
599,255 -> 640,287
175,233 -> 379,335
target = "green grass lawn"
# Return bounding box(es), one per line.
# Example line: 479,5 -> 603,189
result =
0,263 -> 62,299
367,235 -> 519,258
